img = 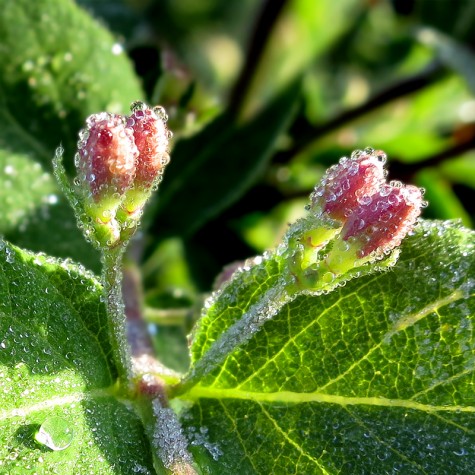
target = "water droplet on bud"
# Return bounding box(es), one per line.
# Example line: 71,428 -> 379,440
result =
153,105 -> 168,122
130,100 -> 146,113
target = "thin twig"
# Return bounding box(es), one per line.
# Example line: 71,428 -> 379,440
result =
276,61 -> 447,163
390,135 -> 475,181
228,0 -> 289,116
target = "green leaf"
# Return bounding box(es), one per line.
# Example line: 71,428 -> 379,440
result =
0,0 -> 143,161
0,146 -> 100,272
0,0 -> 143,269
417,27 -> 475,95
416,168 -> 472,227
0,240 -> 154,473
179,220 -> 475,474
240,0 -> 361,115
440,153 -> 475,190
154,79 -> 302,236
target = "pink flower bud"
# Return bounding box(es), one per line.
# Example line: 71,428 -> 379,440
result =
77,113 -> 138,202
311,148 -> 387,222
127,103 -> 170,189
341,183 -> 424,259
70,104 -> 171,249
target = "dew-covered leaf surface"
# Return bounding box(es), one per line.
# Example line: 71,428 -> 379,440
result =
0,240 -> 154,474
0,0 -> 143,270
180,220 -> 475,474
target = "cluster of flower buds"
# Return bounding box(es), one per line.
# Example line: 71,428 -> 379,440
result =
73,101 -> 171,248
296,147 -> 425,278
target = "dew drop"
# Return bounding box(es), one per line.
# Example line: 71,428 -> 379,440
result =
46,194 -> 59,205
35,416 -> 74,451
111,43 -> 124,55
357,194 -> 372,206
131,101 -> 146,113
4,165 -> 15,175
152,105 -> 168,122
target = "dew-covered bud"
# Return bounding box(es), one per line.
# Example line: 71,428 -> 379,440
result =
119,102 -> 171,222
310,148 -> 387,222
344,183 -> 423,257
128,102 -> 170,189
299,148 -> 387,260
76,112 -> 138,217
325,183 -> 424,274
67,103 -> 172,249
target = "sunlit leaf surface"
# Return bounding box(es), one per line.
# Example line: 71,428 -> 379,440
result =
0,241 -> 154,474
182,220 -> 475,474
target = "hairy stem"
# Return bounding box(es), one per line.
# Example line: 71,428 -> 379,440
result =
102,246 -> 133,389
170,277 -> 294,398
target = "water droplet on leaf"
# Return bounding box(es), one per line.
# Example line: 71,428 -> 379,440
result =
35,416 -> 74,451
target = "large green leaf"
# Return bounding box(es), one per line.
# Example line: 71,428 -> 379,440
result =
179,220 -> 475,473
0,240 -> 154,473
0,0 -> 143,269
417,27 -> 475,95
0,0 -> 143,160
0,148 -> 100,272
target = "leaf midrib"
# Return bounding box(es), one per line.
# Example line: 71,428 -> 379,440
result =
183,386 -> 475,414
0,386 -> 118,421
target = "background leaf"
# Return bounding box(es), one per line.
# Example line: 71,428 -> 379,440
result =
153,78 -> 302,237
180,220 -> 475,474
0,240 -> 154,473
0,0 -> 144,270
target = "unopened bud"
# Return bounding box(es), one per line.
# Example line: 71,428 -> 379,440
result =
119,103 -> 171,222
285,148 -> 427,292
310,148 -> 387,222
300,148 -> 387,259
76,113 -> 138,219
325,183 -> 424,274
128,103 -> 170,189
71,103 -> 171,249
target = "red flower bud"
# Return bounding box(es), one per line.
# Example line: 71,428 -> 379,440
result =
76,113 -> 138,203
293,147 -> 427,280
341,183 -> 424,258
311,148 -> 386,222
72,104 -> 171,249
127,103 -> 170,189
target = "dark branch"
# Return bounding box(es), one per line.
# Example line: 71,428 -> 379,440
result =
390,135 -> 475,181
228,0 -> 289,115
276,61 -> 447,163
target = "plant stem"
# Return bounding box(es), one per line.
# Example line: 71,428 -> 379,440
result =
275,61 -> 447,163
102,245 -> 133,390
170,277 -> 294,398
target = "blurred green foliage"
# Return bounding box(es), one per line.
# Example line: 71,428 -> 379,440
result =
1,0 -> 475,371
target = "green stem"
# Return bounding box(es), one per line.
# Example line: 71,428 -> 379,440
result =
170,276 -> 295,398
144,306 -> 192,326
102,245 -> 133,390
169,236 -> 402,399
